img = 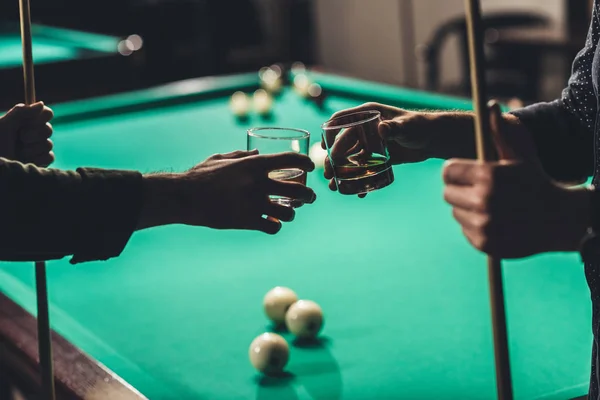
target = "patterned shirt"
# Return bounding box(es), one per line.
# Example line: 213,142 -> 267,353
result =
512,2 -> 600,397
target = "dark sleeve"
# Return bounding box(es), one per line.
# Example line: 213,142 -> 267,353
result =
0,158 -> 143,264
510,4 -> 598,182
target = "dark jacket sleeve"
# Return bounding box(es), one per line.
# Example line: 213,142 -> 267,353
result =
510,5 -> 598,182
0,158 -> 143,264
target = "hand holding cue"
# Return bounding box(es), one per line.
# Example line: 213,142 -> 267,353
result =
18,1 -> 56,400
463,0 -> 513,399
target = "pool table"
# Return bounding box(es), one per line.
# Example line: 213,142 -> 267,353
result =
0,71 -> 593,400
0,23 -> 139,108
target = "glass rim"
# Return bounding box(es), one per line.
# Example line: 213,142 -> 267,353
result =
321,110 -> 381,130
247,127 -> 310,140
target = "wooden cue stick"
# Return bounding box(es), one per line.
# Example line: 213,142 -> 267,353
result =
18,1 -> 56,400
463,1 -> 513,399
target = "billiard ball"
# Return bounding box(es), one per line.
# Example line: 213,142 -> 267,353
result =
290,61 -> 306,77
253,89 -> 273,116
285,300 -> 323,339
260,68 -> 282,94
269,63 -> 284,79
249,333 -> 290,375
309,143 -> 327,169
230,91 -> 250,118
293,74 -> 311,97
307,83 -> 326,109
263,286 -> 298,325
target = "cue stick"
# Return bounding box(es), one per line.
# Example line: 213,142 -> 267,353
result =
18,1 -> 56,400
463,1 -> 513,399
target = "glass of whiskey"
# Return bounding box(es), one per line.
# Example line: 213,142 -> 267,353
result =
247,127 -> 310,207
321,110 -> 394,195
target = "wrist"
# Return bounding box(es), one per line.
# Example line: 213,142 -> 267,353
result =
136,173 -> 184,230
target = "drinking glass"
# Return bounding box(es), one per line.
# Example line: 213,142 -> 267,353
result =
247,127 -> 310,207
321,110 -> 394,195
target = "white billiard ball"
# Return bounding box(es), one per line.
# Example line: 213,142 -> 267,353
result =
262,76 -> 282,94
249,333 -> 290,375
309,142 -> 327,169
293,74 -> 310,97
285,300 -> 323,339
253,89 -> 273,115
258,66 -> 271,80
260,67 -> 282,94
290,61 -> 306,77
230,91 -> 250,117
263,286 -> 298,325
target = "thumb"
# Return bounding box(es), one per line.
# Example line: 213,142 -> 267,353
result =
488,100 -> 518,161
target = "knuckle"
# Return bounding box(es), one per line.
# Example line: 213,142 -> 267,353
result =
475,165 -> 493,183
472,189 -> 490,212
363,102 -> 380,109
469,234 -> 489,252
44,107 -> 54,120
12,104 -> 25,112
475,214 -> 491,232
443,187 -> 452,203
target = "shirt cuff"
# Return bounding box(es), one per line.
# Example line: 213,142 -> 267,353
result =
510,101 -> 593,182
69,168 -> 143,264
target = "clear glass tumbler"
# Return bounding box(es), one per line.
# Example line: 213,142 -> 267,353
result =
247,127 -> 310,207
321,110 -> 394,195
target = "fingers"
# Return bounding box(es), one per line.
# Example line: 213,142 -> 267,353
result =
222,149 -> 259,159
321,102 -> 397,150
452,207 -> 489,232
442,159 -> 490,186
3,102 -> 53,127
263,202 -> 295,222
19,123 -> 53,144
324,156 -> 334,179
328,179 -> 337,191
444,184 -> 488,212
266,180 -> 316,204
254,216 -> 283,235
328,102 -> 391,122
329,127 -> 360,162
18,139 -> 55,167
258,152 -> 315,172
23,151 -> 55,167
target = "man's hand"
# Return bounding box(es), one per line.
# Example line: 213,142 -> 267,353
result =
0,102 -> 54,166
138,150 -> 317,234
321,102 -> 494,197
442,103 -> 590,259
322,102 -> 432,166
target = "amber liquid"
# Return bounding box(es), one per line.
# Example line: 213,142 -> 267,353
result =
333,154 -> 394,195
268,168 -> 307,207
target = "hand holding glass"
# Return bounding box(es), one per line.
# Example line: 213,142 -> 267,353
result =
247,127 -> 310,207
322,110 -> 394,195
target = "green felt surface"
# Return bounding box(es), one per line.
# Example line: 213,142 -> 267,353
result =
0,24 -> 118,68
0,73 -> 592,400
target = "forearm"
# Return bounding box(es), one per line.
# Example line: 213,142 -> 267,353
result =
423,106 -> 592,182
421,111 -> 477,160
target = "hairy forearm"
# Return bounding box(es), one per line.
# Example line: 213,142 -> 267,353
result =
423,111 -> 540,163
421,111 -> 478,160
